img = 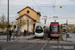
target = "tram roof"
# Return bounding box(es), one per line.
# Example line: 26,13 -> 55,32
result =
35,23 -> 45,27
51,22 -> 59,24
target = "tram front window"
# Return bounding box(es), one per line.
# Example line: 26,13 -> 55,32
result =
50,25 -> 58,33
35,26 -> 43,33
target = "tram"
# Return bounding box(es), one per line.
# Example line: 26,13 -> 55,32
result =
34,23 -> 49,37
34,23 -> 45,37
49,22 -> 60,38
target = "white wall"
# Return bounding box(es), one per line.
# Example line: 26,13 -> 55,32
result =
20,15 -> 33,32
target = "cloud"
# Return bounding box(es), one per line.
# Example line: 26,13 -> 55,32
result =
9,15 -> 17,17
0,0 -> 75,23
40,16 -> 75,24
46,19 -> 75,24
1,0 -> 75,6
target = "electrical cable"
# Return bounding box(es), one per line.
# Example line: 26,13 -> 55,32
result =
32,0 -> 45,15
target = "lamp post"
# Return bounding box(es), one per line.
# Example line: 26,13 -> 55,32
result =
7,0 -> 9,42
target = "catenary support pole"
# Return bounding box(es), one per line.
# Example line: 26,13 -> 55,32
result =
7,0 -> 9,42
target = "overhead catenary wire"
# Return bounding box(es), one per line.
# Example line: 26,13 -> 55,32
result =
52,0 -> 58,22
32,0 -> 45,15
0,0 -> 73,7
52,0 -> 57,16
0,5 -> 53,7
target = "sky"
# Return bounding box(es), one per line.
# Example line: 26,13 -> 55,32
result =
0,0 -> 75,25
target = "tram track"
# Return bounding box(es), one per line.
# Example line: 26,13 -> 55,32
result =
2,38 -> 41,50
41,38 -> 62,50
2,36 -> 63,50
41,38 -> 50,50
22,39 -> 42,50
1,38 -> 75,50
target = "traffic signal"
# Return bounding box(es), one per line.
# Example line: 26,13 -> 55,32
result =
14,25 -> 16,28
27,10 -> 30,14
60,6 -> 62,8
61,25 -> 62,29
7,25 -> 11,28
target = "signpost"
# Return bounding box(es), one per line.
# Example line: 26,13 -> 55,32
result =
43,16 -> 47,40
64,20 -> 68,41
17,26 -> 20,37
43,16 -> 47,24
13,25 -> 16,40
42,16 -> 52,40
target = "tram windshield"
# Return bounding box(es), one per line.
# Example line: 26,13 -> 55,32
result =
35,26 -> 43,33
50,25 -> 59,32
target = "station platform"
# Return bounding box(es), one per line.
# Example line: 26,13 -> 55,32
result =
62,33 -> 75,43
0,35 -> 35,42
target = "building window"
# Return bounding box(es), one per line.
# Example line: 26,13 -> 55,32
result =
27,10 -> 30,14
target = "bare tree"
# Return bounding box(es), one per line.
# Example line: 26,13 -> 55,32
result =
0,14 -> 6,32
17,19 -> 27,27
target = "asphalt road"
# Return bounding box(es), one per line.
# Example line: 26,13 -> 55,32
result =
0,39 -> 75,50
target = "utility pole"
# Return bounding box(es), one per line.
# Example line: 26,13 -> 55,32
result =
66,20 -> 68,30
12,22 -> 14,40
13,27 -> 15,40
66,20 -> 68,41
7,0 -> 9,42
64,20 -> 68,41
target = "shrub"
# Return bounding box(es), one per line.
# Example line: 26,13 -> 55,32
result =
73,31 -> 75,33
60,32 -> 65,34
0,32 -> 7,35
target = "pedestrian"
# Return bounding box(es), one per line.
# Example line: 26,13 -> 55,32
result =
12,30 -> 13,33
12,30 -> 14,36
24,30 -> 26,36
9,30 -> 12,41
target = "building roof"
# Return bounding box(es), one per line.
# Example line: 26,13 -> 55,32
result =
16,14 -> 36,22
17,6 -> 41,16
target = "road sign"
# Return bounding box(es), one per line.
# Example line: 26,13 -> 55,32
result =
42,17 -> 52,20
49,17 -> 52,19
43,16 -> 47,17
14,25 -> 16,28
17,26 -> 20,36
53,16 -> 58,18
42,18 -> 47,20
